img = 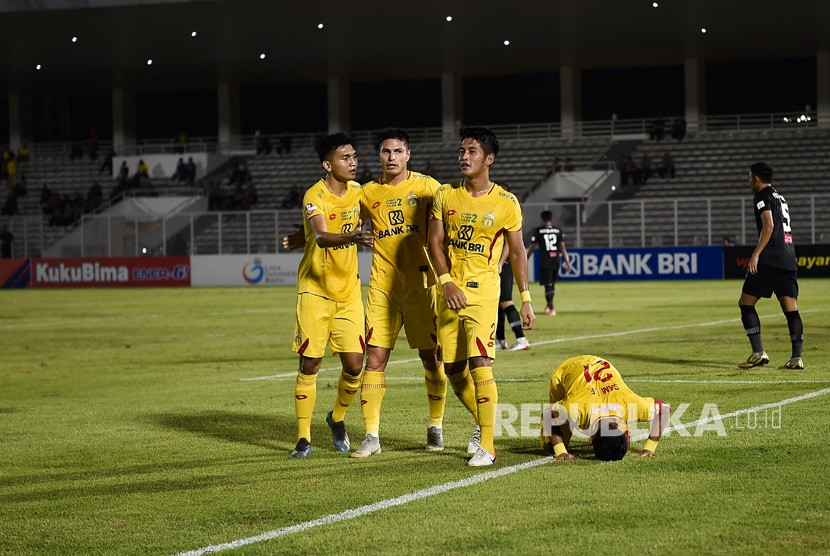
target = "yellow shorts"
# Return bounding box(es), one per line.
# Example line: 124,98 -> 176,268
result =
435,291 -> 497,363
365,285 -> 437,350
292,292 -> 365,358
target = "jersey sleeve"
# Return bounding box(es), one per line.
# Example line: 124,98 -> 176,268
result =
503,193 -> 522,232
431,186 -> 447,221
303,186 -> 325,221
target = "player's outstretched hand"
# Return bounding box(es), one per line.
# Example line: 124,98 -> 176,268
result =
631,449 -> 655,458
553,452 -> 574,462
521,303 -> 536,330
350,219 -> 374,247
281,224 -> 304,250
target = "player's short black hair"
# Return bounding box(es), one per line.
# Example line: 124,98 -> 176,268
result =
750,162 -> 773,183
376,128 -> 410,150
460,126 -> 499,156
541,210 -> 553,221
592,423 -> 628,461
316,133 -> 352,163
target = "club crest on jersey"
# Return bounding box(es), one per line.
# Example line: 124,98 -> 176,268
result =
407,194 -> 418,207
305,203 -> 318,216
372,201 -> 381,209
482,212 -> 495,228
447,209 -> 457,216
329,213 -> 337,220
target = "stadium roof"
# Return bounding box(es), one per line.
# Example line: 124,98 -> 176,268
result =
2,0 -> 829,93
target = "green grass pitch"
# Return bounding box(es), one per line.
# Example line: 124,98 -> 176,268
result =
1,279 -> 829,555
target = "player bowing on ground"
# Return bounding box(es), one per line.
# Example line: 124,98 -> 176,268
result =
287,133 -> 373,458
350,128 -> 448,458
539,355 -> 670,461
428,127 -> 535,467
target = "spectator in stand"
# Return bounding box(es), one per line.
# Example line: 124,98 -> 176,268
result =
245,181 -> 258,207
86,182 -> 103,212
639,153 -> 653,184
671,118 -> 687,141
17,144 -> 29,164
255,130 -> 273,155
228,162 -> 242,186
2,191 -> 19,216
6,155 -> 18,191
208,181 -> 226,211
48,191 -> 66,224
658,152 -> 676,179
0,225 -> 13,258
133,159 -> 149,188
185,157 -> 197,185
624,156 -> 640,185
40,184 -> 53,208
281,186 -> 301,209
171,157 -> 188,182
2,146 -> 12,166
277,133 -> 292,155
563,157 -> 575,171
722,236 -> 734,247
88,129 -> 99,160
99,148 -> 115,175
176,131 -> 188,154
649,118 -> 665,141
617,156 -> 628,186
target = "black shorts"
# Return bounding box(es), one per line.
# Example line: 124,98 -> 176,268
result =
499,264 -> 514,302
742,265 -> 799,299
538,262 -> 560,286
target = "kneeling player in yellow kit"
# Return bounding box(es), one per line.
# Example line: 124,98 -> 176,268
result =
540,355 -> 671,461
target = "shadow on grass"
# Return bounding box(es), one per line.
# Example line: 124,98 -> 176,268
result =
149,410 -> 291,451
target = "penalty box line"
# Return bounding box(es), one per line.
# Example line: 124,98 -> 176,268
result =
240,309 -> 825,382
171,386 -> 830,556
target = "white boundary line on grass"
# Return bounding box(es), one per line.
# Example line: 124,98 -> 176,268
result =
172,386 -> 830,556
240,310 -> 824,382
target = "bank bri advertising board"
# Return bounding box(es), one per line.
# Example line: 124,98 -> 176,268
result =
556,246 -> 724,281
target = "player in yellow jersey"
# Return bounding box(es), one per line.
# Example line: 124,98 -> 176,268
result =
349,128 -> 448,458
287,133 -> 374,458
539,355 -> 671,461
428,127 -> 536,467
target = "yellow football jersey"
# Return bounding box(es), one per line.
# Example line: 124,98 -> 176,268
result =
296,179 -> 362,302
360,172 -> 440,292
549,355 -> 656,432
431,181 -> 522,301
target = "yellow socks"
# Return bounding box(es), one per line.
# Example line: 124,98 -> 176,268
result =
294,371 -> 317,442
424,363 -> 447,428
448,369 -> 478,420
471,366 -> 497,454
360,370 -> 386,436
331,369 -> 363,422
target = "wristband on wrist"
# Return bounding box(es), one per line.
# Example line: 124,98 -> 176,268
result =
520,290 -> 532,303
438,273 -> 453,285
643,439 -> 658,453
553,442 -> 568,457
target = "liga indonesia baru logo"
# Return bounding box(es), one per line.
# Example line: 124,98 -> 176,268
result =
242,258 -> 266,284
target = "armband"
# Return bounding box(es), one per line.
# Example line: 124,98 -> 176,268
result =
643,439 -> 658,453
520,290 -> 532,304
553,442 -> 568,457
438,273 -> 453,285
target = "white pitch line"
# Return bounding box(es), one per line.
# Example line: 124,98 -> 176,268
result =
240,309 -> 825,382
171,386 -> 830,556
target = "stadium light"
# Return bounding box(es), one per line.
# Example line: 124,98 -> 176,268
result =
503,40 -> 510,46
36,64 -> 42,70
701,28 -> 707,34
652,2 -> 658,7
71,36 -> 78,43
446,16 -> 453,22
317,23 -> 324,29
259,53 -> 266,60
191,31 -> 197,37
146,59 -> 153,66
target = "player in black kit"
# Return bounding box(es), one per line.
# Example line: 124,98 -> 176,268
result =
526,211 -> 572,315
738,162 -> 804,370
